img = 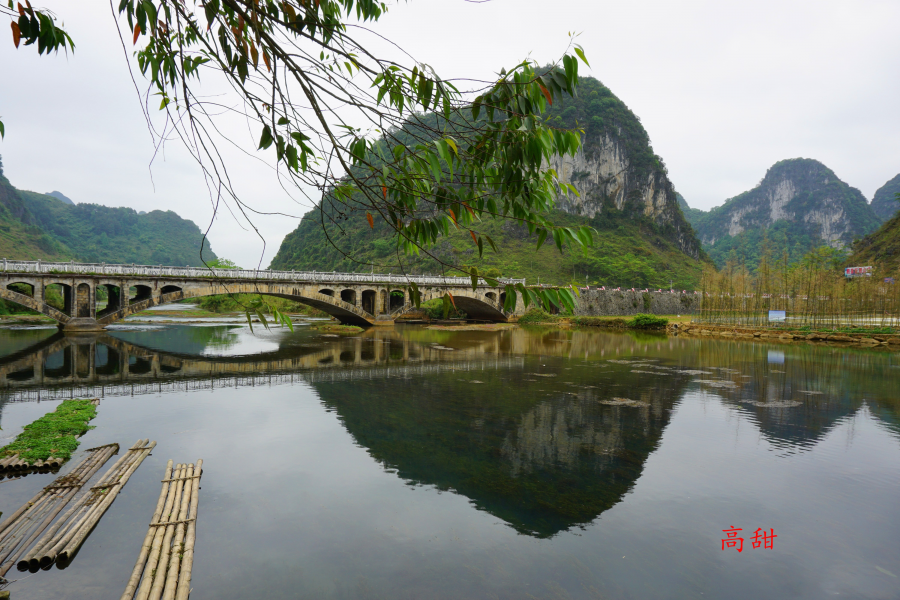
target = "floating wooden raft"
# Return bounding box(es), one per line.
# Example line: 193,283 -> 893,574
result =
0,439 -> 156,583
0,443 -> 118,582
120,459 -> 203,600
0,454 -> 64,473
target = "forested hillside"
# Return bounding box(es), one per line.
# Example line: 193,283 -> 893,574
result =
0,158 -> 71,260
849,193 -> 900,275
271,75 -> 708,289
18,190 -> 216,266
0,156 -> 216,266
870,174 -> 900,222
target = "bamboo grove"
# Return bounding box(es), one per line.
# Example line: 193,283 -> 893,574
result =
697,247 -> 900,329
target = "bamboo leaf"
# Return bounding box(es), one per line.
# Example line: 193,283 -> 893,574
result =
573,46 -> 590,67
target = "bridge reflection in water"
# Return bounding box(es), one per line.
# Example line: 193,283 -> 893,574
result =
0,329 -> 525,403
0,326 -> 683,538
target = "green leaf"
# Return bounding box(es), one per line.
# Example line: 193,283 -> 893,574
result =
427,152 -> 441,183
258,125 -> 273,150
504,284 -> 517,311
0,119 -> 5,139
434,139 -> 452,167
470,267 -> 478,291
573,46 -> 590,67
535,229 -> 548,250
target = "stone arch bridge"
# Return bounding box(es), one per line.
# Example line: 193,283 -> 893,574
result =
0,260 -> 524,331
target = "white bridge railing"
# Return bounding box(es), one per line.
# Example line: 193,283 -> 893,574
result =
0,259 -> 524,287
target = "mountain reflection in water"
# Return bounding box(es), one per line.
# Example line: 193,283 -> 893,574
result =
1,324 -> 897,543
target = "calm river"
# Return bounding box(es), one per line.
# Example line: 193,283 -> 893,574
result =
0,322 -> 898,599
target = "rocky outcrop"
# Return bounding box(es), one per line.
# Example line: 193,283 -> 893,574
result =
548,135 -> 701,259
542,77 -> 704,260
687,159 -> 881,265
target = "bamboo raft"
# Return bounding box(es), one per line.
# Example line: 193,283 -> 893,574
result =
0,454 -> 64,473
120,459 -> 203,600
0,439 -> 155,583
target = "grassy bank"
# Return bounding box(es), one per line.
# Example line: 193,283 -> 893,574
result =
517,309 -> 674,330
313,324 -> 364,334
0,399 -> 97,464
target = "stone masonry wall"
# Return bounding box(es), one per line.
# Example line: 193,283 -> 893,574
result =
573,289 -> 699,317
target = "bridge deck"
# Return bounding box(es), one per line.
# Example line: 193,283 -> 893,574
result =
1,259 -> 525,286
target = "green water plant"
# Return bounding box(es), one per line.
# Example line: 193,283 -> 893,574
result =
0,399 -> 97,464
626,314 -> 669,329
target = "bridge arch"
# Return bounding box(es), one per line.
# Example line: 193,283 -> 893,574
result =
96,284 -> 376,327
389,289 -> 405,312
0,286 -> 71,325
361,289 -> 377,314
443,290 -> 508,321
390,289 -> 509,322
7,281 -> 35,296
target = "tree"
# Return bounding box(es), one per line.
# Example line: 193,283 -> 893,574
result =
208,257 -> 241,269
5,0 -> 593,320
1,1 -> 75,139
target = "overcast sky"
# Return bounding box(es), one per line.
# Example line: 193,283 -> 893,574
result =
2,0 -> 898,268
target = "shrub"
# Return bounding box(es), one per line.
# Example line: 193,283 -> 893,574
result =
517,308 -> 555,324
626,313 -> 668,329
421,298 -> 467,320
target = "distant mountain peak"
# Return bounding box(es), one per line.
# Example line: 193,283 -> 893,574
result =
683,157 -> 880,267
46,190 -> 75,205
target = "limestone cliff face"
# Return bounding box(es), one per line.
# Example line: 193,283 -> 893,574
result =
542,77 -> 704,260
690,158 -> 880,252
547,135 -> 701,259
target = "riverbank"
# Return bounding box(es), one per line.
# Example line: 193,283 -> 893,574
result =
672,322 -> 900,348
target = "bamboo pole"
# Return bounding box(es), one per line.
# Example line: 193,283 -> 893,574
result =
119,460 -> 174,600
135,464 -> 185,600
56,440 -> 156,563
0,444 -> 117,581
39,440 -> 151,567
19,444 -> 120,569
174,459 -> 202,600
161,463 -> 194,600
10,446 -> 115,561
123,460 -> 203,600
146,462 -> 189,600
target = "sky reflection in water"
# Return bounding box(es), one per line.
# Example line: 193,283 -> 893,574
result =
0,324 -> 898,599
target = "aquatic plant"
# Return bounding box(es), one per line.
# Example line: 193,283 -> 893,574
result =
0,399 -> 97,463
